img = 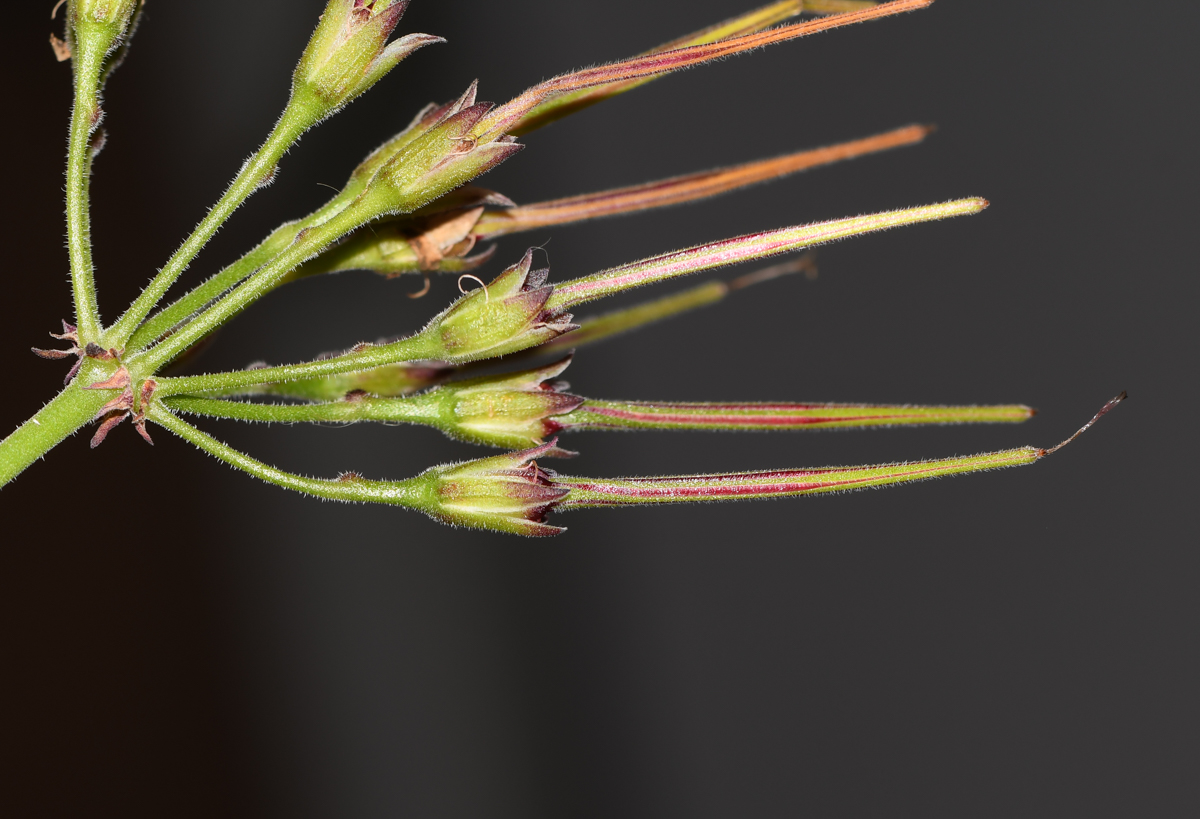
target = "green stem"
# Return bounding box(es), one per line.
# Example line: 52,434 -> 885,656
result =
151,332 -> 438,399
196,361 -> 451,402
131,199 -> 392,372
107,103 -> 315,347
148,406 -> 422,505
126,175 -> 374,353
164,394 -> 439,425
0,383 -> 110,487
66,29 -> 108,343
125,225 -> 295,352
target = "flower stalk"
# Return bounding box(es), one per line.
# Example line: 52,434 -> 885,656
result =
182,256 -> 814,404
106,0 -> 440,348
60,1 -> 145,342
148,405 -> 424,505
121,102 -> 489,352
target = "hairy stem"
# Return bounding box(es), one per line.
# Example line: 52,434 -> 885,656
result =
65,28 -> 108,343
131,204 -> 373,372
148,406 -> 422,505
107,103 -> 314,346
151,333 -> 439,399
125,226 -> 294,352
0,383 -> 110,487
164,394 -> 439,425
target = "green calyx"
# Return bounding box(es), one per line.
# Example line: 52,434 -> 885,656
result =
409,442 -> 570,536
419,250 -> 577,363
293,0 -> 440,116
419,357 -> 583,450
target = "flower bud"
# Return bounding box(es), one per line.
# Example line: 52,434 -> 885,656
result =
355,87 -> 524,218
293,0 -> 441,117
414,442 -> 569,536
340,83 -> 482,194
288,201 -> 501,281
422,356 -> 584,450
418,249 -> 578,363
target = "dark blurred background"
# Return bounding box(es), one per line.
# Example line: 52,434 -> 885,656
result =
2,1 -> 1197,816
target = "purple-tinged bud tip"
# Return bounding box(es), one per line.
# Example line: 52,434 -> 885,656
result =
417,441 -> 570,536
293,0 -> 439,116
424,355 -> 584,451
420,250 -> 578,363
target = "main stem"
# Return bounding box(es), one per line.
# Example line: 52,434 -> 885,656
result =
0,382 -> 110,487
66,33 -> 106,343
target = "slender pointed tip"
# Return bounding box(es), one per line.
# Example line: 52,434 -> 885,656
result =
920,122 -> 938,136
31,347 -> 71,360
1040,391 -> 1127,457
135,422 -> 155,446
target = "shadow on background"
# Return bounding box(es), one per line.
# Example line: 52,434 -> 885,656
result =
2,1 -> 1197,816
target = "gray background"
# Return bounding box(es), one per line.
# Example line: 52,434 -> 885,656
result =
3,1 -> 1197,816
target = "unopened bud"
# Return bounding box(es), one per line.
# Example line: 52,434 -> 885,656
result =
418,249 -> 577,362
288,203 -> 497,281
420,356 -> 583,450
413,441 -> 569,536
293,0 -> 441,117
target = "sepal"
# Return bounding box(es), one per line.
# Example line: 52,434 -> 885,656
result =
425,356 -> 584,450
293,0 -> 440,117
290,207 -> 495,280
415,441 -> 570,536
357,94 -> 524,218
419,249 -> 578,362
